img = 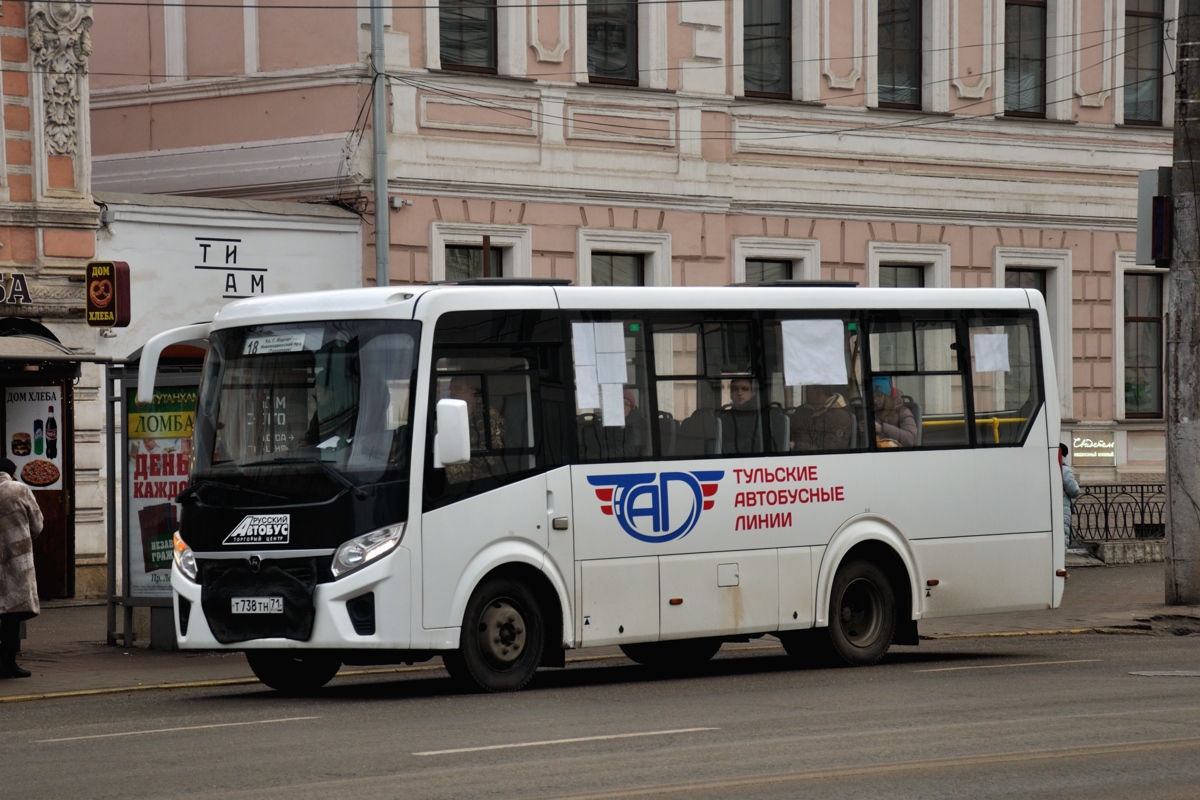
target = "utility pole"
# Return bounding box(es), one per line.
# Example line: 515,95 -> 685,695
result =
1167,3 -> 1200,604
371,0 -> 390,288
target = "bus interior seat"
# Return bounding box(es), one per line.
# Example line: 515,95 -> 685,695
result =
677,410 -> 722,456
901,395 -> 922,446
578,413 -> 605,460
657,411 -> 678,456
847,397 -> 866,448
766,403 -> 790,453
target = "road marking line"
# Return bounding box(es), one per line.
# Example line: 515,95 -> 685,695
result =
1130,670 -> 1200,677
35,716 -> 320,743
413,727 -> 719,756
541,735 -> 1200,799
915,658 -> 1100,673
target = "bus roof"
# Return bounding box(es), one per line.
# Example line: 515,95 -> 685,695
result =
208,284 -> 1040,330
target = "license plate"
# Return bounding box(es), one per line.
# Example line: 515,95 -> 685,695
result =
231,597 -> 283,614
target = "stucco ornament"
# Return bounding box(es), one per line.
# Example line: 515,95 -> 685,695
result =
29,2 -> 93,156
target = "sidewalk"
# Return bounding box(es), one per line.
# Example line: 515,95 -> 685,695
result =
3,561 -> 1197,702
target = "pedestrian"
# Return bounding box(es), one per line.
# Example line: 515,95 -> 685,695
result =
1060,443 -> 1082,548
0,456 -> 43,679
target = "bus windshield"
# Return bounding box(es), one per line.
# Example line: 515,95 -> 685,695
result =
193,320 -> 419,501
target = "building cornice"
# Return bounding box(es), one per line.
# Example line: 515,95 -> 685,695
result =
88,64 -> 368,109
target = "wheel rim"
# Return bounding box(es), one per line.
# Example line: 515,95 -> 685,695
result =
476,598 -> 527,669
838,577 -> 883,648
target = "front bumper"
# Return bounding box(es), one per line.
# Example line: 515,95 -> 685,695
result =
172,547 -> 412,649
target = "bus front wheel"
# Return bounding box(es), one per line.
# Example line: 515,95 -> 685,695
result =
446,576 -> 545,692
825,559 -> 896,667
245,651 -> 342,694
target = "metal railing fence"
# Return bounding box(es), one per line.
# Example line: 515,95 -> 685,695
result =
1070,483 -> 1165,543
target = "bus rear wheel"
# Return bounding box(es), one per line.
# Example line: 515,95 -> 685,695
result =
245,651 -> 342,694
825,559 -> 896,667
620,638 -> 722,670
447,576 -> 545,692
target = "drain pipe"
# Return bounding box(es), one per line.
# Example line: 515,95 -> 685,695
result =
371,0 -> 390,287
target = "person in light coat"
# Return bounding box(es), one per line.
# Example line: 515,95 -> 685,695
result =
1060,443 -> 1082,548
0,456 -> 44,679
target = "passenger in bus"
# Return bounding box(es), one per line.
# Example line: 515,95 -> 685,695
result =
872,376 -> 917,447
445,375 -> 506,483
721,378 -> 764,454
621,390 -> 647,457
790,384 -> 854,451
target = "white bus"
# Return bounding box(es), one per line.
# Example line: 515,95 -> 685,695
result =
138,282 -> 1064,693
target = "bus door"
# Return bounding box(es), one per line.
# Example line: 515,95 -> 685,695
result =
420,317 -> 570,631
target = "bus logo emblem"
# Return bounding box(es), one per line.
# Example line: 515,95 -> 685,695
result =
587,471 -> 723,543
223,514 -> 291,545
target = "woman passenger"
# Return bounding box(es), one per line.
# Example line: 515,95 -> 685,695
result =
872,376 -> 917,447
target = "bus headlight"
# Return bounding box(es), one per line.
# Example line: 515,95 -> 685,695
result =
331,524 -> 405,579
173,532 -> 198,582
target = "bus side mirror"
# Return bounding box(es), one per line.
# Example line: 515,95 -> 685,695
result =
434,399 -> 471,467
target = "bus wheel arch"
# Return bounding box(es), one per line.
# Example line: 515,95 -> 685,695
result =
446,543 -> 572,654
445,562 -> 565,691
814,521 -> 919,647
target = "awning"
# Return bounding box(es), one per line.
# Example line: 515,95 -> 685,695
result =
0,334 -> 77,359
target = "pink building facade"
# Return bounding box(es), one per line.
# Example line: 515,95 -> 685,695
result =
89,0 -> 1176,481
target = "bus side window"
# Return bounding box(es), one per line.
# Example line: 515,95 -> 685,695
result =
968,312 -> 1043,446
867,314 -> 968,449
765,316 -> 863,453
569,318 -> 651,462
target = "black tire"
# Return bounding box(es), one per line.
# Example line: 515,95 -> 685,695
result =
245,650 -> 342,694
448,576 -> 545,692
825,559 -> 896,667
620,638 -> 722,670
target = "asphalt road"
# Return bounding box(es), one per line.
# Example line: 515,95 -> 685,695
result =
5,633 -> 1200,799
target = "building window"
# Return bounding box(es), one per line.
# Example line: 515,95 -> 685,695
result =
1124,272 -> 1164,417
1125,0 -> 1164,125
994,247 -> 1072,419
878,0 -> 921,108
592,253 -> 645,286
744,0 -> 791,97
1004,268 -> 1046,295
1005,0 -> 1046,116
430,223 -> 532,281
878,264 -> 925,287
446,246 -> 504,281
588,0 -> 638,85
745,259 -> 792,283
440,0 -> 497,73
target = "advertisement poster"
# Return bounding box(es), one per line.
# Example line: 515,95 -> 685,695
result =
126,387 -> 196,597
4,386 -> 63,491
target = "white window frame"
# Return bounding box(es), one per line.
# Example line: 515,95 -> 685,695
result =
430,222 -> 532,280
866,0 -> 950,111
1114,0 -> 1177,127
731,0 -> 819,101
867,242 -> 951,287
731,237 -> 821,284
993,246 -> 1072,419
995,0 -> 1069,119
576,229 -> 671,286
425,0 -> 528,77
1114,251 -> 1168,420
572,0 -> 668,88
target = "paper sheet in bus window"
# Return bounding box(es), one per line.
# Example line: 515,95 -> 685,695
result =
973,333 -> 1010,373
572,322 -> 597,366
594,322 -> 625,354
576,365 -> 600,408
781,320 -> 848,386
601,383 -> 626,427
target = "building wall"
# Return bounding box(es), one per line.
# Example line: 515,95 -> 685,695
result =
0,1 -> 101,593
88,0 -> 1176,480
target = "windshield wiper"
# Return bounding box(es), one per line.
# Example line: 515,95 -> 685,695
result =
177,478 -> 289,505
249,457 -> 369,500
